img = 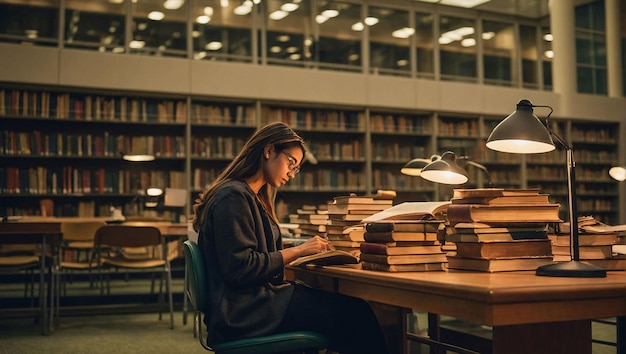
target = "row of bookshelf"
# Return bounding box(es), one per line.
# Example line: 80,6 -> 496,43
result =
263,107 -> 365,131
1,131 -> 186,158
1,167 -> 185,195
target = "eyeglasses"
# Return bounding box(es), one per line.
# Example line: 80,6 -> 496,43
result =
281,151 -> 301,175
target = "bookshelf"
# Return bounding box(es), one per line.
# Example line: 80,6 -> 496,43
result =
0,87 -> 187,218
0,86 -> 621,225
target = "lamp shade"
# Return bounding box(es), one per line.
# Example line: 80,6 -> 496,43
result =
609,166 -> 626,181
123,154 -> 155,162
420,151 -> 468,185
400,156 -> 438,176
486,99 -> 556,154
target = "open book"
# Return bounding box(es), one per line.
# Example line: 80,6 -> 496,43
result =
288,249 -> 359,267
362,201 -> 451,223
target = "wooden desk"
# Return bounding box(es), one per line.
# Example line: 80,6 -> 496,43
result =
0,221 -> 63,335
287,265 -> 626,354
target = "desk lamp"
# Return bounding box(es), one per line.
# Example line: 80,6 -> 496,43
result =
401,155 -> 440,176
609,166 -> 626,181
420,151 -> 468,185
486,99 -> 606,278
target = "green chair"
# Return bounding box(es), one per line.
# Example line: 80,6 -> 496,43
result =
182,240 -> 329,354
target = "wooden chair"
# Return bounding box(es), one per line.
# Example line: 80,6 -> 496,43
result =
59,221 -> 107,294
94,225 -> 174,329
182,240 -> 329,353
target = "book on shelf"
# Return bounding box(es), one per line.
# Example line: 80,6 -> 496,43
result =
288,249 -> 359,267
447,256 -> 554,272
452,188 -> 541,199
362,261 -> 445,272
551,245 -> 613,259
364,231 -> 439,243
453,239 -> 553,259
445,231 -> 549,243
360,241 -> 442,256
446,203 -> 562,223
359,253 -> 447,265
365,220 -> 442,233
361,201 -> 451,223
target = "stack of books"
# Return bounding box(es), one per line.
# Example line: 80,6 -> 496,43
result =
445,188 -> 561,272
552,216 -> 626,270
326,194 -> 393,257
359,201 -> 451,272
288,204 -> 329,238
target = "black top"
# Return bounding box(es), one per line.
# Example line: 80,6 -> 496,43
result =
198,180 -> 293,344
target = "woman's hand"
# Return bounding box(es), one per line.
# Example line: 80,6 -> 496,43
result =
280,235 -> 334,264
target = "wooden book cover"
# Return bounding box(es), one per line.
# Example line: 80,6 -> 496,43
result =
450,194 -> 550,205
364,231 -> 439,243
289,249 -> 359,267
452,188 -> 541,199
362,261 -> 445,272
360,242 -> 442,256
331,195 -> 393,205
454,239 -> 553,259
360,253 -> 447,265
549,233 -> 618,246
327,201 -> 392,214
447,256 -> 554,272
445,231 -> 548,243
552,245 -> 613,259
365,221 -> 442,233
330,240 -> 363,248
446,204 -> 562,223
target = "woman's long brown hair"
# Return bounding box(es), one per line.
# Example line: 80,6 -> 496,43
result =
191,121 -> 306,232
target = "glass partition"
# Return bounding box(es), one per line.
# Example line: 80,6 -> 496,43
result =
315,0 -> 362,71
541,25 -> 552,90
415,11 -> 434,78
265,0 -> 312,66
131,0 -> 187,57
65,0 -> 125,52
0,0 -> 59,46
439,15 -> 477,82
482,20 -> 515,86
192,0 -> 255,62
368,6 -> 410,76
520,24 -> 538,89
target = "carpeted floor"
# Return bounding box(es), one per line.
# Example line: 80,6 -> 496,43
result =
0,311 -> 207,354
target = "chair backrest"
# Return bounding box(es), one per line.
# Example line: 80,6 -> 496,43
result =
183,240 -> 209,315
61,221 -> 107,242
95,225 -> 162,248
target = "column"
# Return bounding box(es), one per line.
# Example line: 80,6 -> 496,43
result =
548,0 -> 577,98
606,0 -> 623,98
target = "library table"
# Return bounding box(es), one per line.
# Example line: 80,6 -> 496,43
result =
287,265 -> 626,354
0,221 -> 63,335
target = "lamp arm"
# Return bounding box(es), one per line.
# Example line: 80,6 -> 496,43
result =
464,160 -> 494,187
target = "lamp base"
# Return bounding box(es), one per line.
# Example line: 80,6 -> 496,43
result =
536,261 -> 606,278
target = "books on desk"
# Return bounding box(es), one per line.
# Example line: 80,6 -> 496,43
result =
445,188 -> 558,272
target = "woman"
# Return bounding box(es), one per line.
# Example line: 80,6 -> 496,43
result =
192,121 -> 389,353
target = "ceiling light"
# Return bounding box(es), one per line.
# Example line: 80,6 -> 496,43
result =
544,50 -> 554,59
438,36 -> 454,45
543,33 -> 553,42
392,27 -> 415,39
220,0 -> 229,7
321,9 -> 339,18
351,22 -> 364,31
286,46 -> 298,53
281,3 -> 299,12
440,0 -> 491,8
129,40 -> 146,49
269,10 -> 288,20
364,17 -> 379,26
206,41 -> 223,50
196,15 -> 210,24
315,15 -> 329,24
270,46 -> 282,53
482,31 -> 495,40
163,0 -> 184,10
277,35 -> 290,42
289,53 -> 301,60
194,51 -> 207,60
234,5 -> 252,15
148,11 -> 165,21
461,38 -> 476,47
396,59 -> 409,67
204,7 -> 214,16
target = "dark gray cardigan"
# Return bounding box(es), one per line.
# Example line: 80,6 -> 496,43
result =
198,180 -> 293,344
